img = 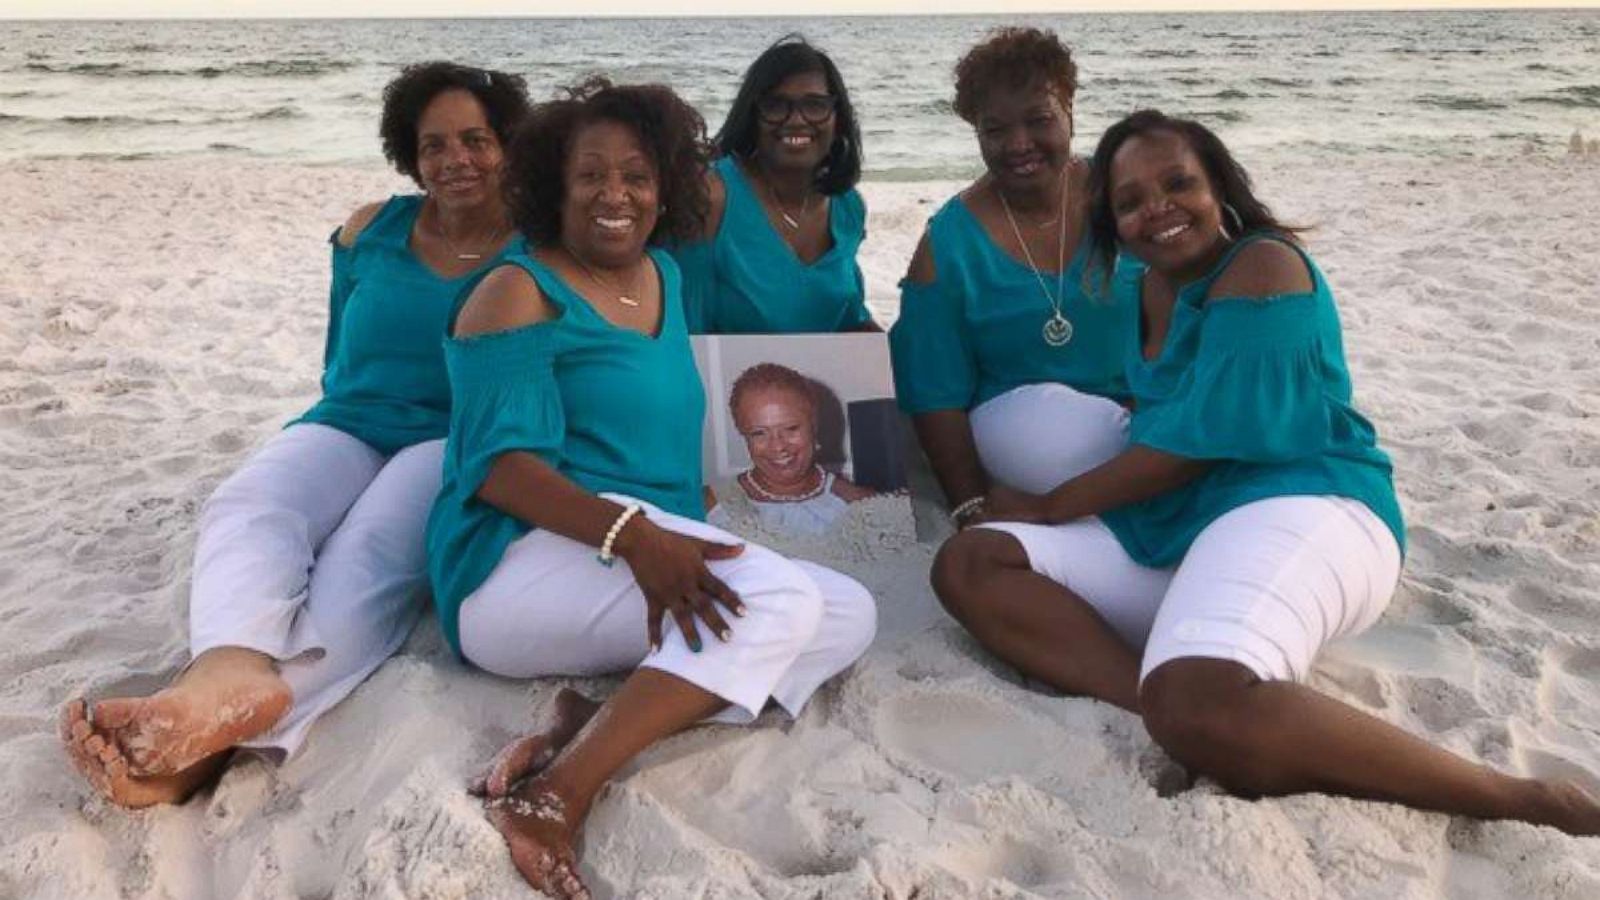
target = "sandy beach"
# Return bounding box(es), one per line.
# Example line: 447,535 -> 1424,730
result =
3,151 -> 1599,898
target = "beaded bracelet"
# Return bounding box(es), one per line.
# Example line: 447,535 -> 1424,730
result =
949,495 -> 987,528
597,503 -> 643,567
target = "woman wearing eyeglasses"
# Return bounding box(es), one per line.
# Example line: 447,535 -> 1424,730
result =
674,34 -> 875,334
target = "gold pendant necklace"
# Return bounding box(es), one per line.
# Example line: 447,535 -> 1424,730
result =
567,246 -> 642,307
429,202 -> 508,262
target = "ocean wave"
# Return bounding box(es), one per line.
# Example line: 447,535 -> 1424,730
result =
1189,109 -> 1247,124
1252,77 -> 1311,89
1135,48 -> 1200,59
1416,94 -> 1506,111
20,58 -> 353,79
1523,85 -> 1600,109
1329,76 -> 1369,87
1201,89 -> 1251,101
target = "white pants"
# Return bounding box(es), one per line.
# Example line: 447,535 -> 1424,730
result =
969,383 -> 1130,494
189,423 -> 441,757
460,497 -> 877,723
981,496 -> 1402,684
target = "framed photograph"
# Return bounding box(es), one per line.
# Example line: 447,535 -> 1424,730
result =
691,333 -> 926,542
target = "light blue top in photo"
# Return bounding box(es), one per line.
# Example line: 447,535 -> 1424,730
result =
425,246 -> 706,654
295,194 -> 515,455
674,156 -> 872,334
1100,233 -> 1406,567
888,195 -> 1135,415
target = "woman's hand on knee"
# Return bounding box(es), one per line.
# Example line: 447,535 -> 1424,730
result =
616,519 -> 746,653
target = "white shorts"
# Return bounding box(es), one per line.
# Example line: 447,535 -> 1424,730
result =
459,496 -> 877,724
979,495 -> 1402,683
969,383 -> 1130,494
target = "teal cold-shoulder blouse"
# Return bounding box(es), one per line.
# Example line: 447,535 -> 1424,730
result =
425,247 -> 707,655
673,156 -> 872,334
1099,234 -> 1406,567
888,194 -> 1135,415
295,194 -> 516,454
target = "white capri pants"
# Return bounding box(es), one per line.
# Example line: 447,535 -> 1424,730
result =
189,423 -> 440,757
980,495 -> 1402,683
460,496 -> 877,723
969,383 -> 1130,494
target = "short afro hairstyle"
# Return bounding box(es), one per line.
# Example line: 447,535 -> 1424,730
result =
728,363 -> 818,427
380,61 -> 530,184
712,34 -> 863,196
504,76 -> 711,246
953,27 -> 1079,125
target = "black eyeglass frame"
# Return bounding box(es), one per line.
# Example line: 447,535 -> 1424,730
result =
754,93 -> 838,125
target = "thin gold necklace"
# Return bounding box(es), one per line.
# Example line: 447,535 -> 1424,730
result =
755,165 -> 814,231
997,166 -> 1073,347
566,245 -> 642,307
428,201 -> 509,262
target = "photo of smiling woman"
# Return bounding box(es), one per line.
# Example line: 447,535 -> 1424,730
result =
673,35 -> 875,334
888,27 -> 1136,531
707,362 -> 876,537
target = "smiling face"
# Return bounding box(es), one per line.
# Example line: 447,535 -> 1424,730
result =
734,385 -> 818,492
559,118 -> 660,266
753,70 -> 836,177
1108,130 -> 1230,281
415,89 -> 505,212
975,83 -> 1072,197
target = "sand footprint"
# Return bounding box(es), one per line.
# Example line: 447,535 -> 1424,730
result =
876,689 -> 1066,784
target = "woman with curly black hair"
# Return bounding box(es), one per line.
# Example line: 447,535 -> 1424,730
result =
425,77 -> 876,898
674,34 -> 875,334
889,27 -> 1137,531
60,62 -> 529,808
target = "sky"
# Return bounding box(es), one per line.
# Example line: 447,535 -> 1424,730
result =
3,1 -> 1595,19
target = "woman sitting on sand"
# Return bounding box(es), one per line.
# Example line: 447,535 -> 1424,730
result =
59,62 -> 530,808
425,78 -> 877,898
888,27 -> 1136,532
931,109 -> 1600,835
706,362 -> 875,537
674,35 -> 876,334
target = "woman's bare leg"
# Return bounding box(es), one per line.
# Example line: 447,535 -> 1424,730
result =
1141,658 -> 1600,835
485,670 -> 725,899
932,528 -> 1143,710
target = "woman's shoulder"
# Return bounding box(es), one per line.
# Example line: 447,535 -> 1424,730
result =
829,473 -> 876,502
453,262 -> 556,338
1207,234 -> 1314,304
335,195 -> 416,248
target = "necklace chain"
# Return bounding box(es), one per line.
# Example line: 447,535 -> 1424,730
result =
756,166 -> 814,231
566,246 -> 642,307
428,200 -> 508,262
743,464 -> 827,503
997,165 -> 1074,347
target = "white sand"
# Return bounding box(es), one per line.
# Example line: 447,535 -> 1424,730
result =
2,153 -> 1599,898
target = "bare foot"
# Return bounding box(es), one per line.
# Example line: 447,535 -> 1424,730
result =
1518,778 -> 1600,836
470,688 -> 601,799
487,776 -> 592,899
82,648 -> 291,777
59,699 -> 230,808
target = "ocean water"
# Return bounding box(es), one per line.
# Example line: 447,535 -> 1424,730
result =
2,11 -> 1598,178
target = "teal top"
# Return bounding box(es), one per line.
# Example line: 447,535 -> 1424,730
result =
1099,234 -> 1406,567
888,195 -> 1135,415
294,194 -> 515,455
673,156 -> 872,334
425,246 -> 707,655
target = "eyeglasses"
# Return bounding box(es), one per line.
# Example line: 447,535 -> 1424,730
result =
755,93 -> 837,125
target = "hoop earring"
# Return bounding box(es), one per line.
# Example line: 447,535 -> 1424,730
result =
1221,203 -> 1244,241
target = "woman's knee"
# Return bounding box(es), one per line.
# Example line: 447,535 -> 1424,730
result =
723,549 -> 827,643
931,528 -> 1026,617
1139,658 -> 1284,796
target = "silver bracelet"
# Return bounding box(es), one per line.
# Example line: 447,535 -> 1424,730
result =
949,495 -> 986,526
597,503 -> 643,567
